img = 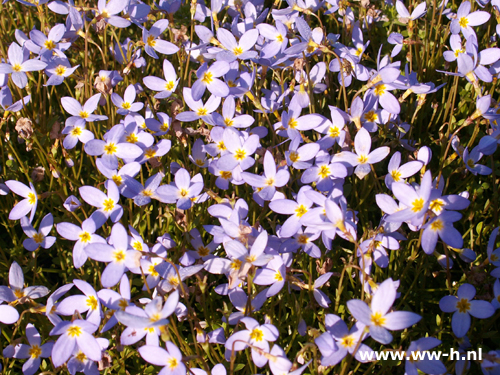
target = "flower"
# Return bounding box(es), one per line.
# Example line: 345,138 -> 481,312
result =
0,42 -> 47,88
156,168 -> 204,210
55,279 -> 102,326
49,320 -> 102,368
111,84 -> 144,115
217,128 -> 260,171
421,211 -> 463,254
143,59 -> 179,99
142,19 -> 179,58
20,213 -> 56,251
225,317 -> 279,367
347,278 -> 421,344
5,180 -> 38,223
97,0 -> 131,28
450,1 -> 490,38
138,342 -> 186,374
0,261 -> 49,304
79,180 -> 123,225
216,28 -> 259,62
61,93 -> 108,124
84,222 -> 141,287
191,61 -> 230,101
439,283 -> 495,337
404,337 -> 446,375
2,324 -> 53,375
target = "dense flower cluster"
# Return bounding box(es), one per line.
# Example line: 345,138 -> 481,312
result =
0,0 -> 500,374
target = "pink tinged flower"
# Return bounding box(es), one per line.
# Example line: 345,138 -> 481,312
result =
143,59 -> 179,99
241,150 -> 290,201
79,180 -> 123,224
138,342 -> 186,375
111,85 -> 144,115
0,42 -> 47,88
269,186 -> 313,238
156,168 -> 204,210
404,337 -> 447,375
334,127 -> 390,179
2,324 -> 53,375
385,151 -> 423,188
385,170 -> 433,223
97,0 -> 131,28
315,315 -> 371,366
216,28 -> 259,62
217,128 -> 260,171
5,180 -> 38,223
61,93 -> 107,124
84,223 -> 141,287
450,1 -> 490,38
421,211 -> 463,254
55,279 -> 102,326
115,291 -> 179,346
56,215 -> 106,268
439,283 -> 495,338
143,19 -> 179,59
225,317 -> 279,367
49,319 -> 102,368
61,119 -> 95,150
85,124 -> 143,170
347,278 -> 421,344
191,61 -> 230,101
20,213 -> 56,251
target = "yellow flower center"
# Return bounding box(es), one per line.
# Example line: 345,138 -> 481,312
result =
202,71 -> 213,84
168,276 -> 180,287
142,189 -> 154,197
288,117 -> 298,129
430,219 -> 444,231
29,344 -> 42,358
79,231 -> 91,243
32,232 -> 44,244
364,110 -> 378,122
391,170 -> 402,182
224,118 -> 234,127
233,46 -> 243,56
319,165 -> 330,179
104,143 -> 117,155
67,325 -> 82,337
234,149 -> 246,161
126,133 -> 138,143
55,65 -> 67,76
71,127 -> 82,137
358,154 -> 368,164
167,357 -> 179,369
14,289 -> 25,299
491,253 -> 499,261
165,81 -> 175,91
76,351 -> 87,362
197,108 -> 208,116
103,198 -> 115,212
456,298 -> 471,313
340,335 -> 354,348
295,205 -> 308,217
147,35 -> 156,47
12,64 -> 22,72
329,126 -> 340,138
112,175 -> 123,186
122,102 -> 131,110
370,311 -> 386,326
79,111 -> 89,119
297,234 -> 309,244
249,328 -> 264,342
217,141 -> 226,151
113,249 -> 126,262
118,299 -> 128,311
144,148 -> 157,159
411,197 -> 424,212
198,246 -> 210,257
459,17 -> 468,28
265,177 -> 275,186
86,295 -> 98,310
179,189 -> 189,197
100,9 -> 110,18
220,171 -> 232,179
275,271 -> 283,281
230,259 -> 242,270
374,84 -> 386,97
28,192 -> 36,205
289,151 -> 300,163
276,34 -> 284,43
148,264 -> 159,277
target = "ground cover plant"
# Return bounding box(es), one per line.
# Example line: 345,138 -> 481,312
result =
0,0 -> 500,373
